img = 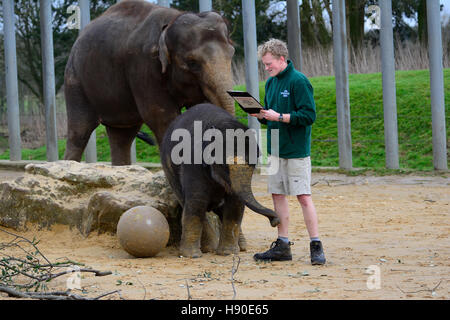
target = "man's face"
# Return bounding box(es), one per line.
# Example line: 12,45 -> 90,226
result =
261,53 -> 286,77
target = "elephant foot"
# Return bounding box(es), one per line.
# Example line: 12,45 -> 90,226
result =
201,243 -> 218,253
217,222 -> 240,255
180,215 -> 203,258
216,244 -> 239,256
201,213 -> 220,253
180,245 -> 203,258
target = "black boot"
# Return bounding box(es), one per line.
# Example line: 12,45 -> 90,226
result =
310,240 -> 326,265
253,239 -> 293,261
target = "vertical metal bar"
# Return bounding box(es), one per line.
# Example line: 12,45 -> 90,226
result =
199,0 -> 212,12
286,0 -> 303,72
242,0 -> 261,132
380,0 -> 399,169
157,0 -> 170,8
40,0 -> 58,162
3,0 -> 22,161
427,0 -> 447,170
332,0 -> 352,169
79,0 -> 90,28
78,0 -> 98,163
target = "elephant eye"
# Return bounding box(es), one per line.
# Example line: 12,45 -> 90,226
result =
186,59 -> 201,72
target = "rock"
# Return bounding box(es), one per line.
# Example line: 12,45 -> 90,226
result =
0,161 -> 222,249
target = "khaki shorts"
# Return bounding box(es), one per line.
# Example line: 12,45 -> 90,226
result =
267,156 -> 312,196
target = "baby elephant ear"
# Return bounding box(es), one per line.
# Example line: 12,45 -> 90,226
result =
158,25 -> 170,73
210,164 -> 232,194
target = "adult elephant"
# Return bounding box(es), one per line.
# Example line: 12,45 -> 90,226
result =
160,103 -> 280,258
63,0 -> 235,165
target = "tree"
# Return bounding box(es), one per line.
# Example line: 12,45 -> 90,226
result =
0,0 -> 116,111
346,0 -> 365,49
311,0 -> 331,46
383,0 -> 442,44
300,0 -> 318,47
417,0 -> 427,44
172,0 -> 286,58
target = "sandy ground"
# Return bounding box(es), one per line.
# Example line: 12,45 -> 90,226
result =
0,169 -> 448,300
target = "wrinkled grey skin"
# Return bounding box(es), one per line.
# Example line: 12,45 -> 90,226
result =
160,104 -> 280,258
63,1 -> 235,165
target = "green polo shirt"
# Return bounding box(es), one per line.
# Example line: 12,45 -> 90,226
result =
259,60 -> 316,158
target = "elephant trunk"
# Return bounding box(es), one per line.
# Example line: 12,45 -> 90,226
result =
202,58 -> 236,116
228,164 -> 280,227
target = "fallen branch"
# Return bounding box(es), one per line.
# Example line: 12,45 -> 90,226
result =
0,227 -> 115,299
48,268 -> 112,280
231,254 -> 241,300
0,228 -> 52,266
0,285 -> 121,300
185,279 -> 192,300
396,279 -> 444,295
135,275 -> 147,300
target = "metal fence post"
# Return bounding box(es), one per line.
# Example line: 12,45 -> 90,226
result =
3,0 -> 22,161
427,0 -> 447,170
286,0 -> 303,72
380,0 -> 399,169
157,0 -> 170,8
332,0 -> 352,169
40,0 -> 58,162
199,0 -> 212,12
242,0 -> 261,133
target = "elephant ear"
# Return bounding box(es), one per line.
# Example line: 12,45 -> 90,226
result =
158,25 -> 170,73
210,164 -> 233,194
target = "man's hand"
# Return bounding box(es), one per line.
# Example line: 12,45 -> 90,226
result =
249,111 -> 264,119
250,109 -> 290,123
260,109 -> 280,121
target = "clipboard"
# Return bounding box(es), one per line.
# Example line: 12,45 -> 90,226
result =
227,91 -> 264,114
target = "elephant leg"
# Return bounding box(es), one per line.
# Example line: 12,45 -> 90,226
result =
64,84 -> 99,162
216,195 -> 244,256
238,226 -> 247,252
105,125 -> 141,166
179,200 -> 206,258
201,212 -> 220,253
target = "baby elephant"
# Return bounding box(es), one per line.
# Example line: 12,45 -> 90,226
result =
160,103 -> 279,258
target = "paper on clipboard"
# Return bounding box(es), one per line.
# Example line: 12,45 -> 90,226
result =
227,91 -> 264,114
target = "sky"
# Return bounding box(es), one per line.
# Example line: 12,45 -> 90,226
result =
150,0 -> 450,27
442,0 -> 450,14
265,0 -> 450,32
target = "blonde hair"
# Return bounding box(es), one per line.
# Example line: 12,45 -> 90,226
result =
257,39 -> 289,60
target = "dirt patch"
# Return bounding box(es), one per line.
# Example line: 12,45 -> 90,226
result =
0,171 -> 449,300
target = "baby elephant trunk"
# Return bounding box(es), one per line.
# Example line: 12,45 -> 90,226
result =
229,164 -> 280,227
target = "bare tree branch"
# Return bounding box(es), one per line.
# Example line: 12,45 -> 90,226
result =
0,228 -> 115,300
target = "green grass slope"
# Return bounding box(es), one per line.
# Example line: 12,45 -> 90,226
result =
1,69 -> 449,170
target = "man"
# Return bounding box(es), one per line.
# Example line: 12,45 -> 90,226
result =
250,39 -> 325,265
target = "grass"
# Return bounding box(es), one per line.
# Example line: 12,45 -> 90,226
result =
0,125 -> 161,163
1,69 -> 449,171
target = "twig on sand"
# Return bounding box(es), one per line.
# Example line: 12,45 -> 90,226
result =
185,279 -> 192,300
0,286 -> 121,300
396,279 -> 444,295
135,275 -> 147,300
231,254 -> 241,300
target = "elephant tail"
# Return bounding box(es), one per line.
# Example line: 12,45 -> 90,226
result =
136,131 -> 156,146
